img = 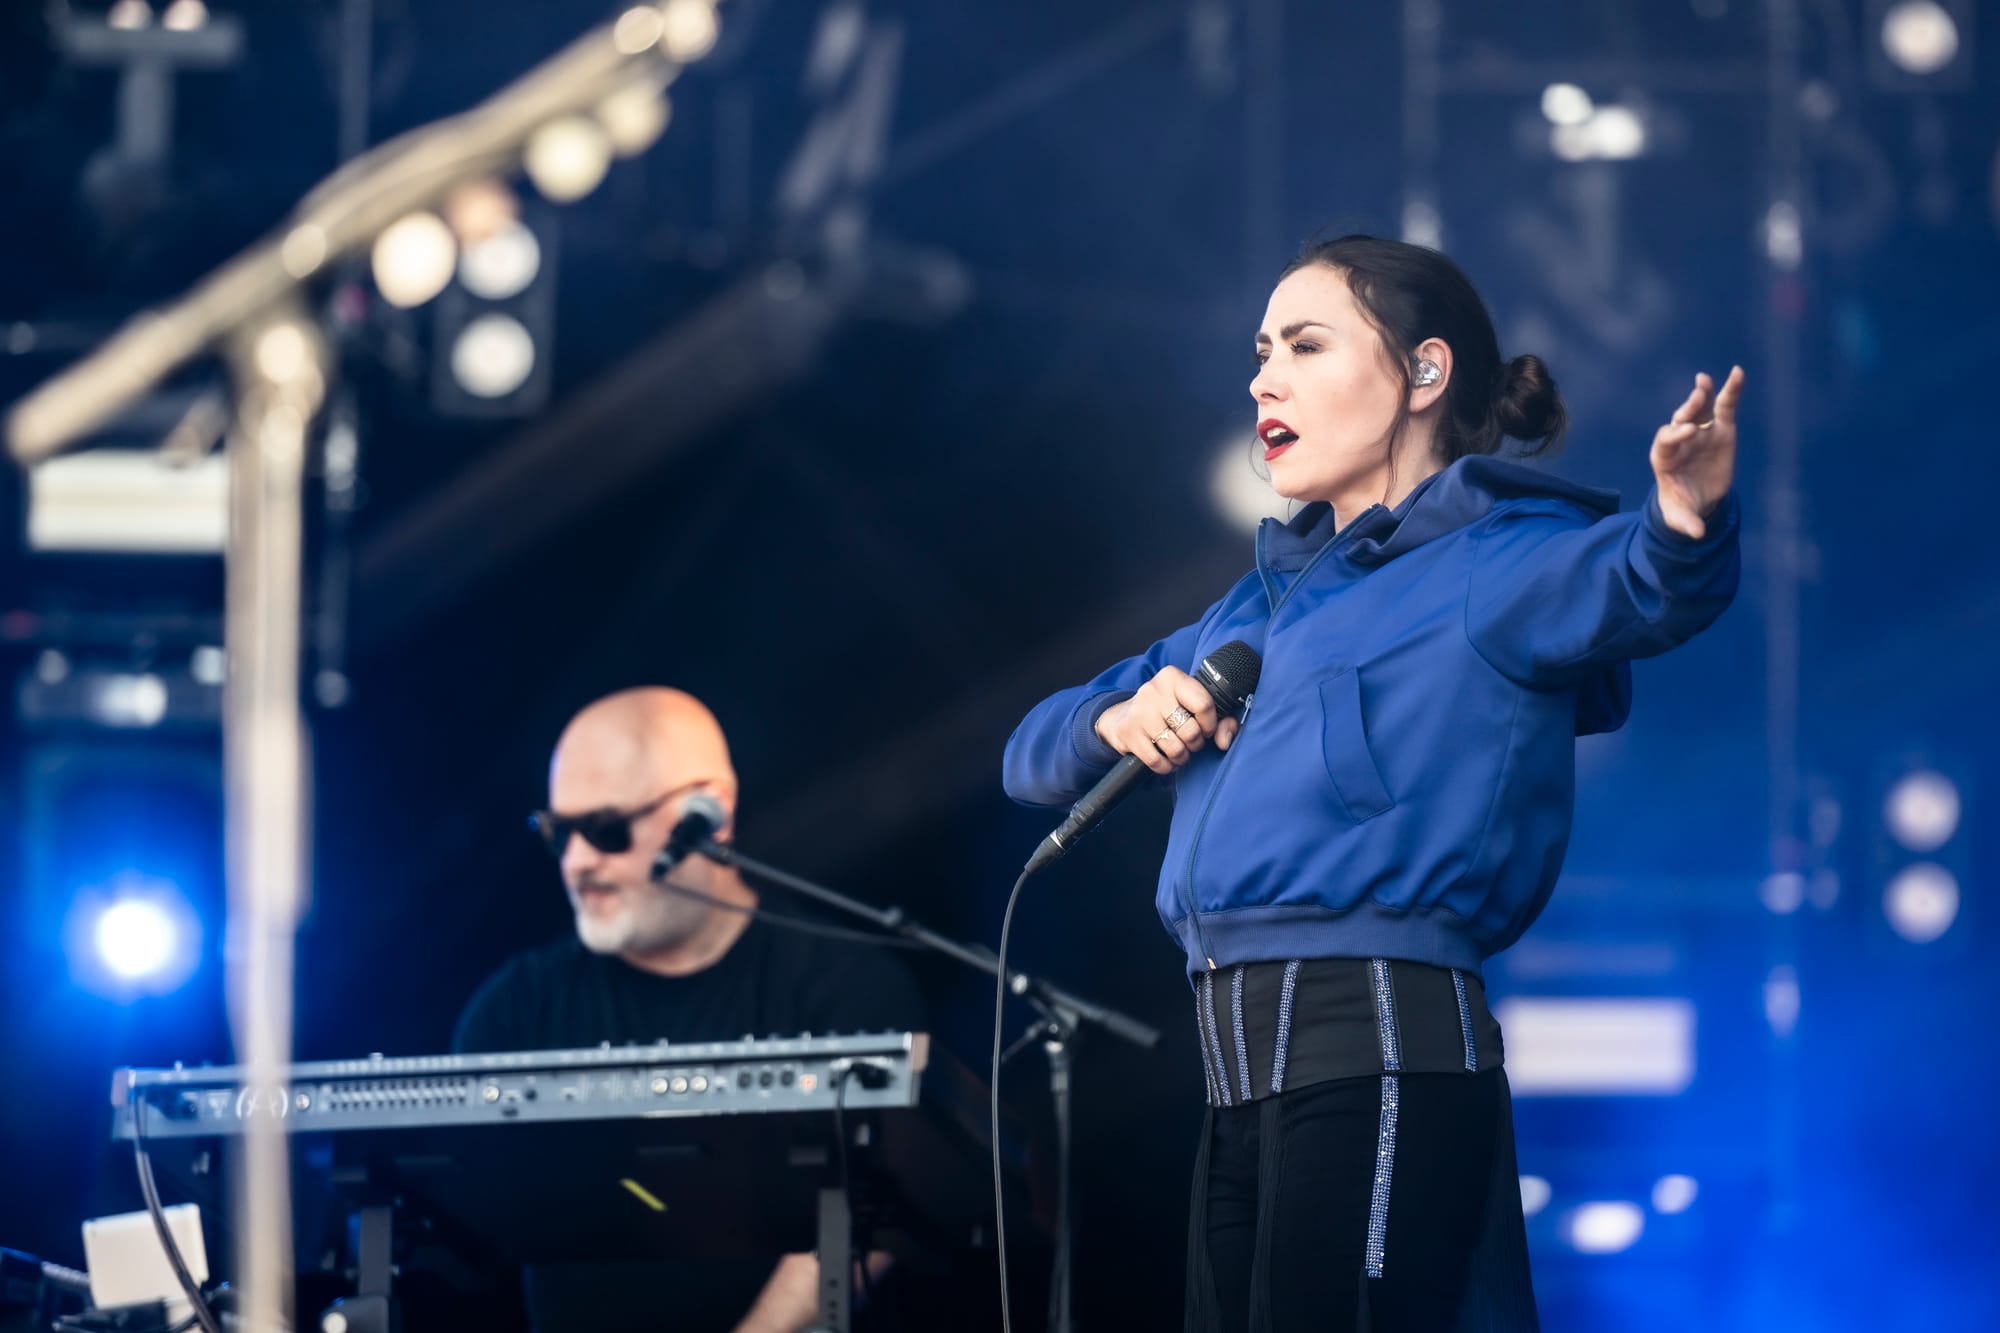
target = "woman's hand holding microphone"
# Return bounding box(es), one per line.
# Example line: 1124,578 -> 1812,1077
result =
1096,667 -> 1240,775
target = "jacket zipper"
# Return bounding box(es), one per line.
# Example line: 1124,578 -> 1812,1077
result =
1182,691 -> 1253,969
1181,512 -> 1374,969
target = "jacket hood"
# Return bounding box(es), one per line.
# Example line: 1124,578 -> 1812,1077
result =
1257,454 -> 1631,736
1259,455 -> 1621,571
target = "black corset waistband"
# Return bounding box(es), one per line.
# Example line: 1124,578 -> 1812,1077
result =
1192,956 -> 1505,1107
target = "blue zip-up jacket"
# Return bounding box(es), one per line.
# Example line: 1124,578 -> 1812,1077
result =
1002,455 -> 1741,978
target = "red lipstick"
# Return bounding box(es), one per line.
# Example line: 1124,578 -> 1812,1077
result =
1258,417 -> 1298,462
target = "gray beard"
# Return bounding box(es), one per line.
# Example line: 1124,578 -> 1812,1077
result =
573,885 -> 701,957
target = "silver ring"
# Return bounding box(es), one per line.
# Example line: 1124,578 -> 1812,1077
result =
1164,706 -> 1195,731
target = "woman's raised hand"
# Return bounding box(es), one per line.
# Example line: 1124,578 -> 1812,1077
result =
1651,365 -> 1745,541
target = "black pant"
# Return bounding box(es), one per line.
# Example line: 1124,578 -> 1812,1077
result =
1185,1069 -> 1538,1333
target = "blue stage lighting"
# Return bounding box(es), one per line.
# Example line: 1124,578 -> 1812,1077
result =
1563,1201 -> 1645,1255
1651,1174 -> 1699,1215
1493,996 -> 1695,1096
94,897 -> 178,979
63,873 -> 202,998
1883,862 -> 1959,943
1884,769 -> 1960,853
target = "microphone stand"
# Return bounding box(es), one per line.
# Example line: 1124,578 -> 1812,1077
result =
665,840 -> 1157,1333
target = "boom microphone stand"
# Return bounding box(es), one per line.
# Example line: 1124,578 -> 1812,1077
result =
656,839 -> 1157,1333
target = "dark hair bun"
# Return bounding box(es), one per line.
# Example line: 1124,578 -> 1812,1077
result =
1492,354 -> 1568,452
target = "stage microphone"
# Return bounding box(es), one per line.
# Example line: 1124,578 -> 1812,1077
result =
651,791 -> 729,879
1024,640 -> 1262,876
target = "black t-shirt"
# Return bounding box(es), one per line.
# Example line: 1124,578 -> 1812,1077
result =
452,920 -> 927,1333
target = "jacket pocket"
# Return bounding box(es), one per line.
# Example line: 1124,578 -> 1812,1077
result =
1318,668 -> 1394,822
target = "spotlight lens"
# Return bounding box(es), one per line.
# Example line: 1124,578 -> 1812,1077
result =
1586,106 -> 1646,160
94,673 -> 169,729
1884,862 -> 1959,943
1550,123 -> 1591,162
96,899 -> 178,980
107,1 -> 152,31
524,117 -> 613,204
371,212 -> 458,309
1651,1174 -> 1699,1215
599,85 -> 673,157
450,314 -> 537,399
1519,1175 -> 1552,1218
1540,83 -> 1594,126
613,5 -> 666,55
1885,769 -> 1959,852
161,0 -> 208,32
1881,1 -> 1959,76
660,0 -> 721,62
1565,1201 -> 1645,1254
458,221 -> 542,301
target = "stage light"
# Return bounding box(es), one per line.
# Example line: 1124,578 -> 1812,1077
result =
280,224 -> 328,279
1401,196 -> 1442,249
660,0 -> 720,62
371,211 -> 457,309
432,207 -> 556,417
1552,105 -> 1647,162
31,744 -> 219,1002
161,0 -> 207,32
20,659 -> 222,733
613,5 -> 667,55
107,1 -> 153,31
1540,83 -> 1593,126
599,84 -> 673,157
458,219 -> 542,300
1759,871 -> 1805,915
254,320 -> 315,386
1494,997 -> 1695,1096
1564,1202 -> 1645,1255
442,177 -> 519,248
524,116 -> 613,203
92,673 -> 169,729
27,447 -> 230,554
1550,127 -> 1590,163
1209,433 -> 1284,531
1586,106 -> 1645,158
1881,1 -> 1959,75
1763,964 -> 1801,1038
1519,1175 -> 1552,1218
449,314 -> 537,399
1884,769 -> 1959,852
63,872 -> 204,998
1884,862 -> 1958,943
1762,200 -> 1803,270
1652,1174 -> 1699,1215
95,898 -> 178,980
189,645 -> 225,686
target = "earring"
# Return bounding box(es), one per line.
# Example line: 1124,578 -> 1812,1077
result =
1414,360 -> 1442,387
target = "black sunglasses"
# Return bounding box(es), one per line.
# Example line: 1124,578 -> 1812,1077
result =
528,782 -> 708,858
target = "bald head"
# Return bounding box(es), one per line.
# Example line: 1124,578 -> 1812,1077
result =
549,687 -> 736,811
546,688 -> 751,971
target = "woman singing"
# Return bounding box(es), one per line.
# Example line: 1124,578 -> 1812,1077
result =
1001,234 -> 1743,1332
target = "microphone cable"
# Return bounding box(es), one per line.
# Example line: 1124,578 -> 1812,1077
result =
988,865 -> 1035,1333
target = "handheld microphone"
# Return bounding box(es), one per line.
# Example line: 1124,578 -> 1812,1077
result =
1024,640 -> 1262,875
651,791 -> 729,879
